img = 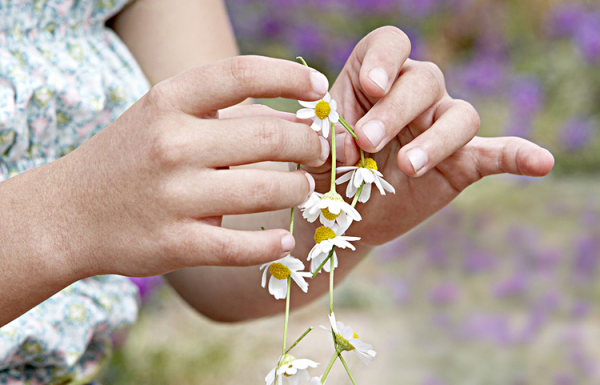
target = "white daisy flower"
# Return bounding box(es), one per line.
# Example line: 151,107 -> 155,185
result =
336,157 -> 395,203
265,354 -> 319,385
323,312 -> 377,366
296,92 -> 339,138
301,191 -> 361,233
308,224 -> 359,274
260,256 -> 312,300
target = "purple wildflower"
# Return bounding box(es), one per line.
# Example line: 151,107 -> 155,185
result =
558,116 -> 596,152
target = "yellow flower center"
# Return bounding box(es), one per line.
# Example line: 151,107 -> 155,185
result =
321,207 -> 340,221
270,262 -> 292,280
353,331 -> 359,339
314,226 -> 336,244
356,157 -> 378,171
315,100 -> 331,120
335,333 -> 355,351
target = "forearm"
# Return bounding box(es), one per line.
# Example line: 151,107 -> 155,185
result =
110,0 -> 238,86
167,205 -> 373,322
0,162 -> 86,326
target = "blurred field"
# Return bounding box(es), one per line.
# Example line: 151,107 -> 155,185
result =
100,0 -> 599,384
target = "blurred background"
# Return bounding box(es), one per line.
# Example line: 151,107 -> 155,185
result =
99,0 -> 600,383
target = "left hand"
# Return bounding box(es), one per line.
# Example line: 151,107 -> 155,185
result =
304,26 -> 555,245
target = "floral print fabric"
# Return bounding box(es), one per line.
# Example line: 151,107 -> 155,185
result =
0,0 -> 150,383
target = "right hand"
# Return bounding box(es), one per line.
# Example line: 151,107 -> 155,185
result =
46,56 -> 331,278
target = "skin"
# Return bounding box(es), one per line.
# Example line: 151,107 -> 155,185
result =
0,56 -> 331,327
0,2 -> 554,326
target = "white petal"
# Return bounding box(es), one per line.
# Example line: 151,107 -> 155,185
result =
361,169 -> 375,184
329,99 -> 337,111
373,175 -> 386,195
339,201 -> 361,221
337,214 -> 352,234
336,166 -> 358,173
328,312 -> 338,333
353,170 -> 364,188
323,251 -> 338,273
311,118 -> 322,132
296,108 -> 316,119
346,177 -> 358,198
269,277 -> 288,299
291,359 -> 319,370
261,265 -> 269,288
359,182 -> 372,203
379,176 -> 396,194
335,171 -> 353,185
322,118 -> 330,138
319,214 -> 335,228
328,202 -> 342,215
329,110 -> 339,123
291,272 -> 309,293
332,238 -> 357,251
323,92 -> 331,103
265,368 -> 276,385
299,100 -> 318,108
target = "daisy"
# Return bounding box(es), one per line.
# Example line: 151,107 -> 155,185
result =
260,256 -> 312,300
301,191 -> 361,233
296,92 -> 339,138
323,312 -> 377,366
336,157 -> 395,203
308,224 -> 359,274
265,354 -> 319,385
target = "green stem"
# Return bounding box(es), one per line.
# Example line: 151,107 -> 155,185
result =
282,277 -> 291,355
351,183 -> 365,208
360,148 -> 365,167
338,116 -> 358,140
285,327 -> 313,355
338,353 -> 358,385
330,122 -> 336,192
329,252 -> 334,315
296,56 -> 308,67
321,350 -> 340,384
311,247 -> 335,278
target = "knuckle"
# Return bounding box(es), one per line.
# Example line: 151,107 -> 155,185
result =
149,131 -> 184,168
457,100 -> 481,134
216,233 -> 240,266
227,56 -> 256,89
378,26 -> 411,50
256,118 -> 286,155
252,176 -> 281,210
418,61 -> 444,96
144,80 -> 178,113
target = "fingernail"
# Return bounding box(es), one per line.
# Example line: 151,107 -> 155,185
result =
368,67 -> 389,91
310,71 -> 329,95
319,136 -> 330,162
335,133 -> 346,163
281,234 -> 295,254
406,147 -> 428,173
362,120 -> 385,149
304,172 -> 315,195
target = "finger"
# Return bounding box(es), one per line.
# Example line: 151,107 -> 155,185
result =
151,56 -> 329,116
218,104 -> 309,125
397,99 -> 481,177
354,60 -> 446,152
172,169 -> 315,217
471,136 -> 555,178
182,225 -> 296,267
354,26 -> 412,97
204,116 -> 329,167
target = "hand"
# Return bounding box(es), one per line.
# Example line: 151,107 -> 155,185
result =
306,27 -> 554,245
46,56 -> 333,278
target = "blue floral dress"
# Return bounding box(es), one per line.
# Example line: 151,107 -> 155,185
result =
0,0 -> 150,383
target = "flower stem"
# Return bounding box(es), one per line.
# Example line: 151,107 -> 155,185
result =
338,353 -> 358,385
329,252 -> 334,315
296,56 -> 308,67
321,350 -> 340,384
311,247 -> 335,279
330,122 -> 336,192
338,116 -> 358,140
285,327 -> 313,355
282,277 -> 291,355
351,182 -> 365,208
